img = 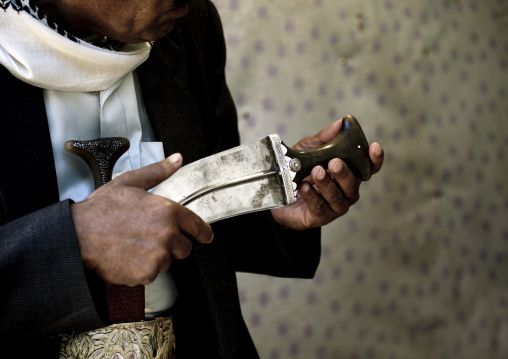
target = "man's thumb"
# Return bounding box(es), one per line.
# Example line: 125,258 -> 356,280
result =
117,153 -> 183,190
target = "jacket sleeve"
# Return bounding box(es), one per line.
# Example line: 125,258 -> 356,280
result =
218,211 -> 321,279
0,200 -> 106,339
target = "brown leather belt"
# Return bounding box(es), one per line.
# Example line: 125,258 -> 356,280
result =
59,316 -> 175,359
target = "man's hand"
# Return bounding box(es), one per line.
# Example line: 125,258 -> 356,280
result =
271,120 -> 384,230
71,153 -> 214,287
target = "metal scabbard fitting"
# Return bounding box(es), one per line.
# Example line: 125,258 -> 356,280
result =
59,317 -> 175,359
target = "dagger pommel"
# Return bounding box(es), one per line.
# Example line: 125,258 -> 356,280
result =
65,137 -> 130,189
282,115 -> 372,184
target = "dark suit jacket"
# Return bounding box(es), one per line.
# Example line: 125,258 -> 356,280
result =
0,1 -> 321,358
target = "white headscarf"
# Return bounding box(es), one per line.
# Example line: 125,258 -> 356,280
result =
0,0 -> 151,91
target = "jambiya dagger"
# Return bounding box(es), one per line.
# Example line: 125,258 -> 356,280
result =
66,115 -> 372,224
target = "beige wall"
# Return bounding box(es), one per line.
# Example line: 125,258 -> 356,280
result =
212,0 -> 508,358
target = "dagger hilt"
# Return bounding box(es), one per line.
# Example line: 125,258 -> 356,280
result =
283,115 -> 372,184
65,137 -> 130,188
65,137 -> 145,323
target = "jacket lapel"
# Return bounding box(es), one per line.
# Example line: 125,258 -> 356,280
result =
0,66 -> 59,222
137,31 -> 211,166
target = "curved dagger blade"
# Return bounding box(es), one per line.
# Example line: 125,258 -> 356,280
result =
152,135 -> 296,223
152,115 -> 372,224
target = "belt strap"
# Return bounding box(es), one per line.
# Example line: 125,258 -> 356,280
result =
105,283 -> 145,323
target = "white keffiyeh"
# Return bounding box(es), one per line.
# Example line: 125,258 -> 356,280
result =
0,0 -> 151,91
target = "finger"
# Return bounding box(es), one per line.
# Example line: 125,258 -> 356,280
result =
328,159 -> 360,203
159,255 -> 174,274
177,205 -> 214,244
370,142 -> 384,175
116,153 -> 183,190
168,233 -> 193,260
298,181 -> 333,227
311,165 -> 351,214
318,118 -> 342,144
293,119 -> 343,150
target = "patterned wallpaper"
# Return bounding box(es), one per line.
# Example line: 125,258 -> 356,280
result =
211,0 -> 508,358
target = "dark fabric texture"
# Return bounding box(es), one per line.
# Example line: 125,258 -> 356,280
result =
0,1 -> 321,358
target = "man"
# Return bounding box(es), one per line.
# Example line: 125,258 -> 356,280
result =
0,0 -> 384,357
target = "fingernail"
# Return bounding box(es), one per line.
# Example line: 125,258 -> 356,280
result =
301,183 -> 311,194
168,153 -> 182,164
374,143 -> 383,157
317,167 -> 326,180
331,159 -> 342,174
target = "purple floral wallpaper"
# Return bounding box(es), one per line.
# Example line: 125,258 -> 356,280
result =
212,0 -> 508,358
